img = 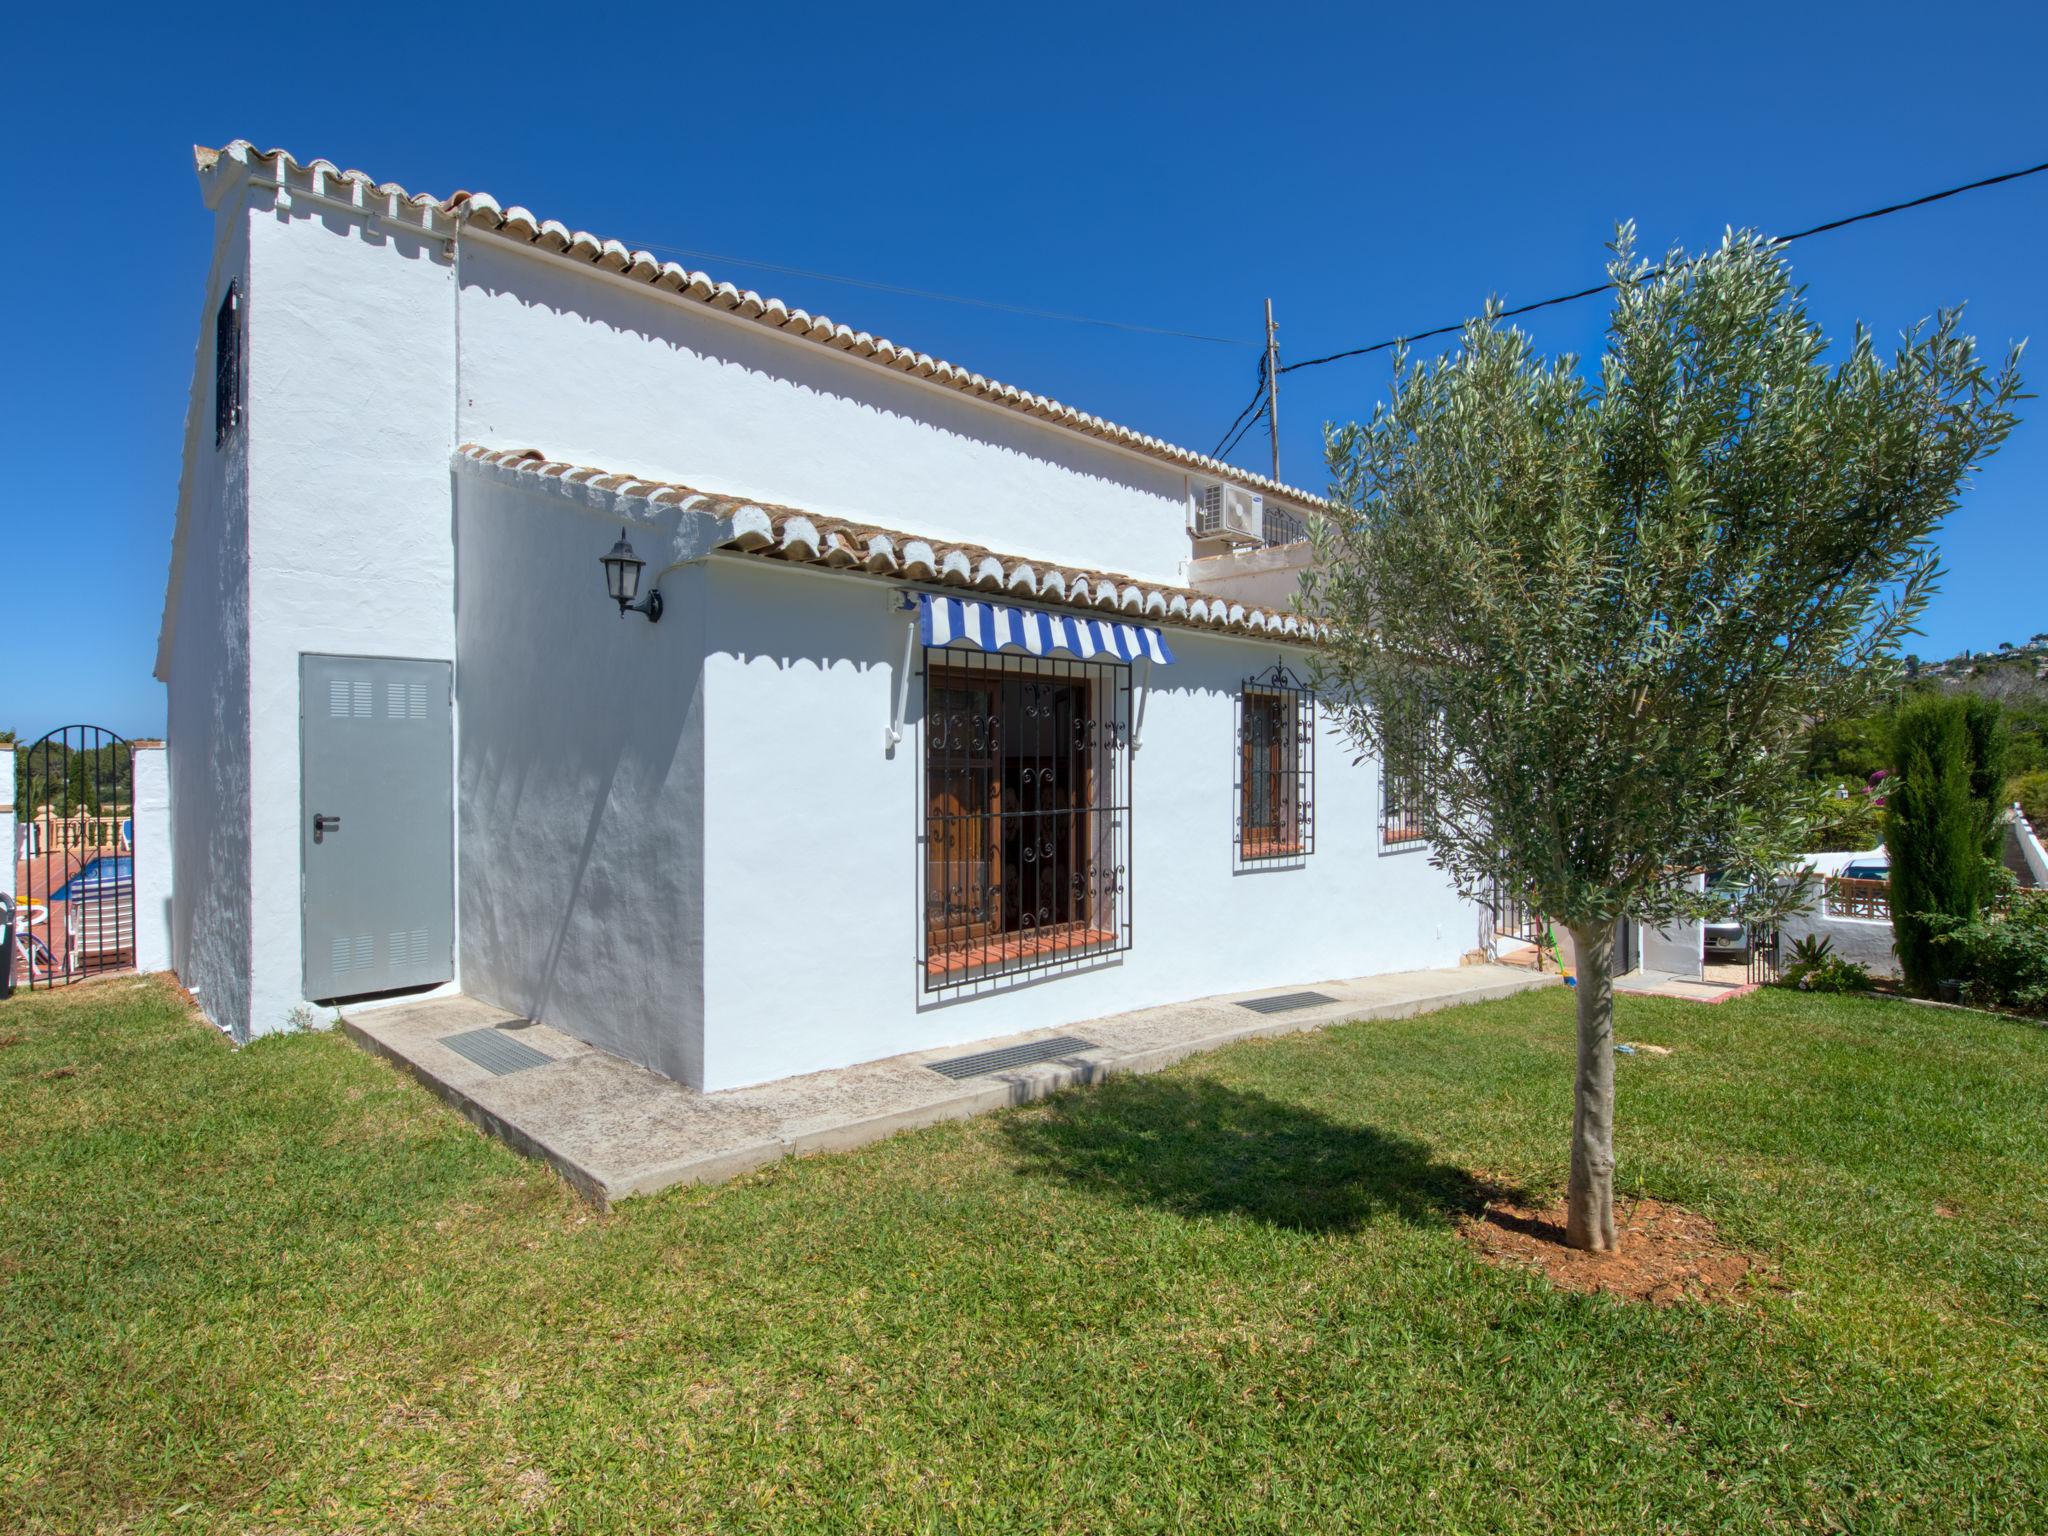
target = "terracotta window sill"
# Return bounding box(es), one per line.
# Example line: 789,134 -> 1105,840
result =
1240,833 -> 1306,859
926,923 -> 1120,980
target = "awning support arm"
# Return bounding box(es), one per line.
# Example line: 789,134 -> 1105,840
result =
1133,656 -> 1152,752
886,590 -> 918,753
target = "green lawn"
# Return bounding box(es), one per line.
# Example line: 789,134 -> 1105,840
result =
2,978 -> 2044,1534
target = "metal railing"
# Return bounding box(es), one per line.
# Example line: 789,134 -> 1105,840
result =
1262,507 -> 1307,547
1824,876 -> 1891,920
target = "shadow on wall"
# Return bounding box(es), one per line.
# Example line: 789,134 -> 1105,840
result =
1000,1075 -> 1509,1234
455,474 -> 706,1080
456,245 -> 1185,536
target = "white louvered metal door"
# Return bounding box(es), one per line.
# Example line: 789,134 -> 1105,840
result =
300,654 -> 453,1001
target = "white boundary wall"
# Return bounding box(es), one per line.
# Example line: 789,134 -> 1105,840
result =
131,745 -> 173,975
1640,873 -> 1706,978
1782,848 -> 1899,978
2011,806 -> 2048,887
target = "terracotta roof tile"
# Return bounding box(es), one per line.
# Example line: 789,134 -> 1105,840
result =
454,445 -> 1316,641
200,142 -> 1329,512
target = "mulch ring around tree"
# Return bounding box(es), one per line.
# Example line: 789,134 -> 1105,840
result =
1460,1195 -> 1769,1306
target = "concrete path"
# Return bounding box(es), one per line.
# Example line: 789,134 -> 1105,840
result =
1614,968 -> 1754,1004
342,964 -> 1558,1207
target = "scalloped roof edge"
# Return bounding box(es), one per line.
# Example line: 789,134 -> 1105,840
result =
454,444 -> 1322,642
198,141 -> 1330,512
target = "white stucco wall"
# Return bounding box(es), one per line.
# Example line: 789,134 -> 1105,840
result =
695,557 -> 1476,1091
239,193 -> 461,1036
1641,874 -> 1706,978
163,212 -> 255,1038
1779,907 -> 1900,977
131,745 -> 173,974
1188,542 -> 1315,612
454,237 -> 1212,587
453,471 -> 708,1086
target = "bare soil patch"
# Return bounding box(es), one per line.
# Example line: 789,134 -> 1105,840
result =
1462,1196 -> 1764,1306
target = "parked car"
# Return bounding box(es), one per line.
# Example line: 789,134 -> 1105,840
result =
1838,859 -> 1889,883
1703,870 -> 1751,953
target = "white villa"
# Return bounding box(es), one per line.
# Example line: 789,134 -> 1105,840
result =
156,142 -> 1482,1091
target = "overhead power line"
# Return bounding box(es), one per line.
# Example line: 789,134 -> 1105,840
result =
1273,157 -> 2048,379
1210,355 -> 1268,458
630,238 -> 1257,347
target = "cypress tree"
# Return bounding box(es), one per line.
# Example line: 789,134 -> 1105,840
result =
1960,695 -> 2009,859
1887,696 -> 1992,991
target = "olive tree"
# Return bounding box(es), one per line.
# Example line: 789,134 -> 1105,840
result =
1304,228 -> 2022,1251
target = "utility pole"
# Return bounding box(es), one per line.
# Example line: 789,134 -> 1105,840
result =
1263,297 -> 1281,484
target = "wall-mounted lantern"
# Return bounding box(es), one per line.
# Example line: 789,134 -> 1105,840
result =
600,527 -> 663,622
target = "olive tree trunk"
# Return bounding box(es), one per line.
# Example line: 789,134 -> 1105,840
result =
1565,922 -> 1618,1253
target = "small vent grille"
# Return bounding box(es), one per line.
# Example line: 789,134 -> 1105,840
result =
440,1027 -> 554,1076
329,679 -> 373,719
330,932 -> 376,975
389,927 -> 432,967
1234,990 -> 1338,1015
927,1035 -> 1096,1080
386,682 -> 430,720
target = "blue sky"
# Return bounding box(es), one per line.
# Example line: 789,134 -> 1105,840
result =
4,1 -> 2042,741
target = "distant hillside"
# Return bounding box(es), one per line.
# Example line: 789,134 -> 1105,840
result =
1912,636 -> 2048,703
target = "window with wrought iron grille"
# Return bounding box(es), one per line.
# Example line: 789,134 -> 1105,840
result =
1379,738 -> 1429,850
1236,662 -> 1315,862
214,281 -> 243,448
920,648 -> 1132,996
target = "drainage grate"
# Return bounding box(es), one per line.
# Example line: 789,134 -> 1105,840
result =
440,1026 -> 555,1076
1234,990 -> 1339,1015
927,1035 -> 1096,1080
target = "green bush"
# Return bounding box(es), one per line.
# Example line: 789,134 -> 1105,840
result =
1801,777 -> 1884,852
1778,935 -> 1872,994
1887,696 -> 2005,992
2012,769 -> 2048,832
1926,893 -> 2048,1015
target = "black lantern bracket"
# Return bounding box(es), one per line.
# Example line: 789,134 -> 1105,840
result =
600,526 -> 665,623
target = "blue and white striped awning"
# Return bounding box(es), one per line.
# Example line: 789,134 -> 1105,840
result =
918,593 -> 1176,664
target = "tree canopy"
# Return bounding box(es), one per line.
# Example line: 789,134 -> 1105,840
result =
1307,227 -> 2024,934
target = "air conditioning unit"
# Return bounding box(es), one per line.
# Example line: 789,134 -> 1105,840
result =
1191,483 -> 1263,545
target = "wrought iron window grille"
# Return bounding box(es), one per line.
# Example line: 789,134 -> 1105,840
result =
918,646 -> 1134,999
1378,708 -> 1435,852
1236,661 -> 1316,865
214,281 -> 243,449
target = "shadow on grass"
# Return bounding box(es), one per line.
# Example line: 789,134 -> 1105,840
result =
1000,1075 -> 1507,1233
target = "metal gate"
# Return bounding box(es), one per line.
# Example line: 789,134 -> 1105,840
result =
11,725 -> 135,990
1746,924 -> 1781,986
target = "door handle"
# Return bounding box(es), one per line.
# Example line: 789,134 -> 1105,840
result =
313,813 -> 341,843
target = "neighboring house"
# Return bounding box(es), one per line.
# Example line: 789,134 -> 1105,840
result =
155,142 -> 1480,1091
